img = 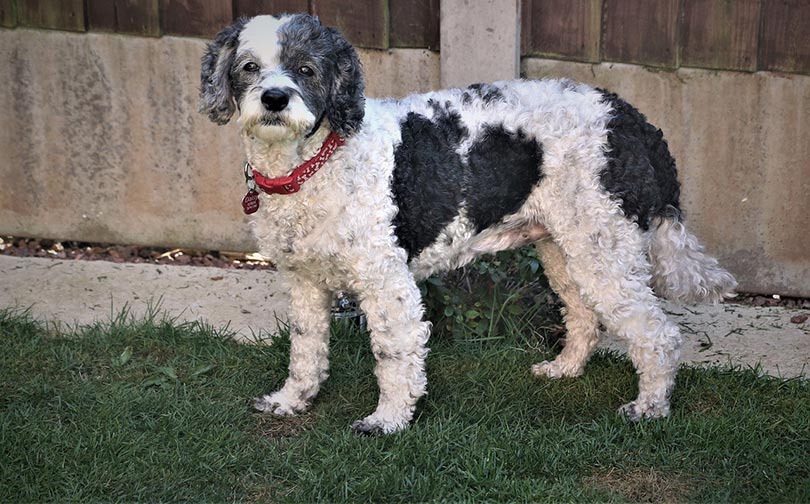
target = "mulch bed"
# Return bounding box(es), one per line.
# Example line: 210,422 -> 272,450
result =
2,235 -> 808,309
0,236 -> 274,271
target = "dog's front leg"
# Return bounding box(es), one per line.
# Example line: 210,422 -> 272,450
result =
254,277 -> 332,416
350,267 -> 431,434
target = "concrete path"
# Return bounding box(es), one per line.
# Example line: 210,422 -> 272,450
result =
0,255 -> 289,341
600,302 -> 809,379
2,255 -> 808,378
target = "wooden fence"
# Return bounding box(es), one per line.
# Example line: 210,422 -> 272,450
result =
0,0 -> 807,74
0,0 -> 439,49
522,0 -> 810,75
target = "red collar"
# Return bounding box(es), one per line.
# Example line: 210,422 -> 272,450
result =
241,132 -> 344,214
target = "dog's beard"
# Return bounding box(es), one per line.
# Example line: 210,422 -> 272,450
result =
239,113 -> 314,143
237,91 -> 317,143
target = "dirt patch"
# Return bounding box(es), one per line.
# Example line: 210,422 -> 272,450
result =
585,467 -> 697,503
0,236 -> 274,270
734,294 -> 810,310
252,413 -> 314,440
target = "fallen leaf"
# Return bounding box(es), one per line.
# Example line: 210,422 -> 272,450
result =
157,366 -> 178,379
190,364 -> 216,377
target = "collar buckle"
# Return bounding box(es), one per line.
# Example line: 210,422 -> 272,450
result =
243,162 -> 257,192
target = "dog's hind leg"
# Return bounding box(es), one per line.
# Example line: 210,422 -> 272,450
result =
531,238 -> 600,378
554,220 -> 682,420
537,179 -> 683,419
350,264 -> 431,434
254,277 -> 332,416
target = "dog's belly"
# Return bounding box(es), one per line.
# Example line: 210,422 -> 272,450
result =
408,212 -> 549,280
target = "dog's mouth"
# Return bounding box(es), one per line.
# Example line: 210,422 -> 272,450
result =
259,115 -> 286,127
238,95 -> 318,142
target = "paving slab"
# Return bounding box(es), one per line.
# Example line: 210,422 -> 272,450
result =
0,255 -> 289,341
1,255 -> 808,378
600,302 -> 809,379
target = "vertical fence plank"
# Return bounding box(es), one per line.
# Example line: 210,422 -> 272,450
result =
87,0 -> 117,32
311,0 -> 388,49
0,0 -> 17,27
390,0 -> 439,49
116,0 -> 160,36
680,0 -> 759,71
160,0 -> 233,37
759,0 -> 810,75
521,0 -> 601,62
520,0 -> 531,55
233,0 -> 309,18
18,0 -> 86,31
602,0 -> 679,67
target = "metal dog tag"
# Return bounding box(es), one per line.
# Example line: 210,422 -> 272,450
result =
242,189 -> 260,214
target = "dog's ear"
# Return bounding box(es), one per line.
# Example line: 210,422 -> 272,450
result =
326,27 -> 365,137
199,19 -> 246,125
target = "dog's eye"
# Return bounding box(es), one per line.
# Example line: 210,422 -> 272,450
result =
298,65 -> 314,77
243,62 -> 259,72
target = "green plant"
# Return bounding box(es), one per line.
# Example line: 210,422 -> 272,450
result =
420,246 -> 560,342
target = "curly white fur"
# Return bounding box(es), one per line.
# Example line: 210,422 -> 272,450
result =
650,218 -> 738,304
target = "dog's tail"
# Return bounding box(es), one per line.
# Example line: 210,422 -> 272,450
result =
649,217 -> 737,304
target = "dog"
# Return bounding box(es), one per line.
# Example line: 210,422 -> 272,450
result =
199,13 -> 737,434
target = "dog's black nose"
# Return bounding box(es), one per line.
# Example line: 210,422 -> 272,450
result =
261,89 -> 289,112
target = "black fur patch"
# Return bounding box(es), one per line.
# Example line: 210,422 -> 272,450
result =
277,15 -> 365,137
465,125 -> 544,232
428,99 -> 469,143
462,83 -> 504,104
392,102 -> 544,259
599,90 -> 681,230
228,51 -> 259,106
391,112 -> 467,259
199,18 -> 246,124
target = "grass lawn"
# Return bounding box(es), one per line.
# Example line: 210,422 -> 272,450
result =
1,307 -> 808,503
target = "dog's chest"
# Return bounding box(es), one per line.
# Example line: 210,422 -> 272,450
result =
253,198 -> 325,253
250,191 -> 360,280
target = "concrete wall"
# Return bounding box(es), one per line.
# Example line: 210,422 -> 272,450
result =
1,25 -> 808,297
0,28 -> 439,252
440,0 -> 520,87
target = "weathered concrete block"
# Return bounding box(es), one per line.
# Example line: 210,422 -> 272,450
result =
0,30 -> 253,250
523,59 -> 810,296
0,255 -> 290,341
440,0 -> 520,88
358,47 -> 440,97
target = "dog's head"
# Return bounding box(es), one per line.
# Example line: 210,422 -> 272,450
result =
199,14 -> 365,141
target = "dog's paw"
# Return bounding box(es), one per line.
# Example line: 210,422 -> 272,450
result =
531,360 -> 583,379
350,415 -> 408,435
252,393 -> 306,416
618,400 -> 670,422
